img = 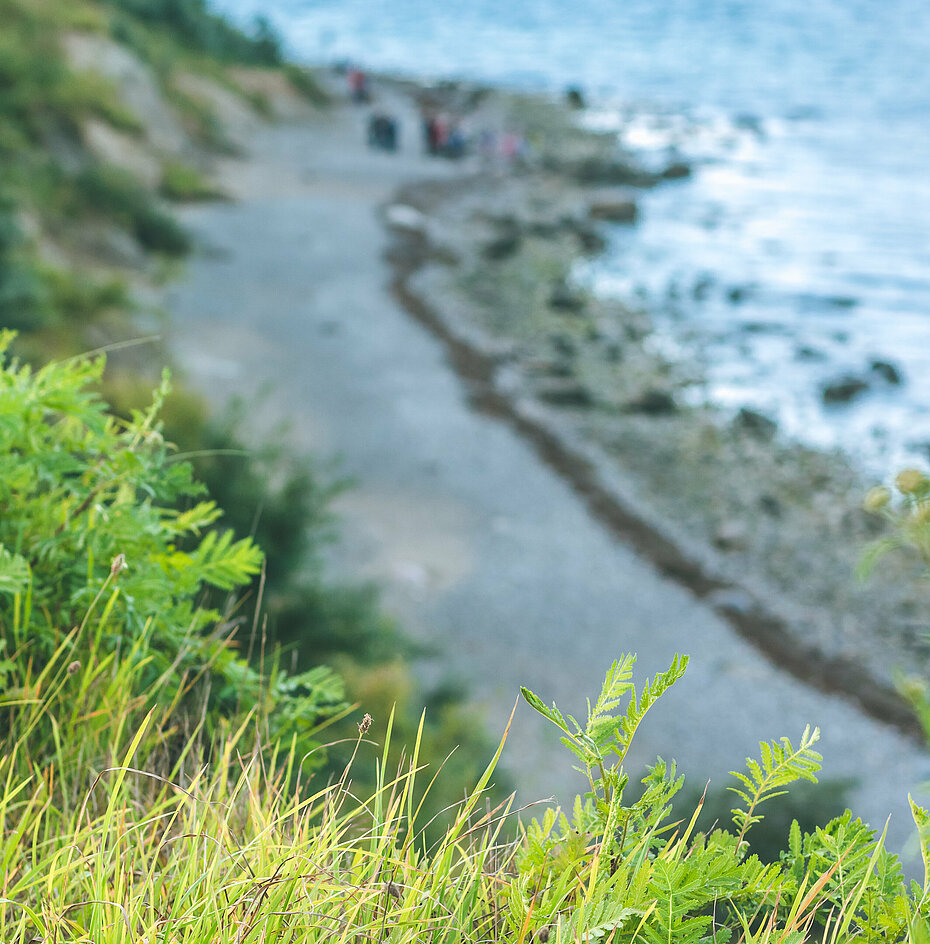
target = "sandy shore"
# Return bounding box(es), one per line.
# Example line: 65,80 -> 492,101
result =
162,73 -> 930,859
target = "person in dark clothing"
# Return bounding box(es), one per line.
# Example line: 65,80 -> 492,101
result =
367,113 -> 399,152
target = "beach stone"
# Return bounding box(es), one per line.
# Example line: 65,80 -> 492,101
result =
562,156 -> 653,187
549,333 -> 576,358
822,375 -> 869,404
713,520 -> 749,552
548,281 -> 587,313
587,194 -> 638,223
869,359 -> 903,385
707,587 -> 755,615
481,230 -> 521,261
661,161 -> 692,180
604,342 -> 623,363
759,494 -> 782,517
623,388 -> 677,415
796,345 -> 827,361
734,407 -> 778,441
535,378 -> 594,407
564,219 -> 607,253
384,203 -> 427,232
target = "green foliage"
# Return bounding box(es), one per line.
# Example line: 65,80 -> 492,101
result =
861,468 -> 930,577
159,159 -> 225,201
0,335 -> 346,769
0,191 -> 49,330
283,63 -> 331,105
104,0 -> 283,66
862,469 -> 930,742
728,725 -> 822,849
67,164 -> 191,255
519,654 -> 920,941
671,777 -> 855,865
522,653 -> 688,808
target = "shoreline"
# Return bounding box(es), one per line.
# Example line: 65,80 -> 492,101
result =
361,77 -> 930,740
161,68 -> 930,855
386,186 -> 922,742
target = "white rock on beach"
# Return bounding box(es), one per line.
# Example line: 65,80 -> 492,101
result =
384,203 -> 428,232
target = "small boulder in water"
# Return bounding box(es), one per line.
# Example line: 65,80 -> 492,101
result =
822,375 -> 869,404
869,359 -> 903,385
661,161 -> 691,180
587,193 -> 638,223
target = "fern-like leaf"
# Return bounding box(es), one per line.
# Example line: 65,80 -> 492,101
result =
0,545 -> 29,596
729,725 -> 821,849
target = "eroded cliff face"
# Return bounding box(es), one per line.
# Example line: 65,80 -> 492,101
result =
1,2 -> 318,364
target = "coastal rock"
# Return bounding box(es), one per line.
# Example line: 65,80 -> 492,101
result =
822,375 -> 869,404
548,281 -> 587,313
759,494 -> 782,517
481,230 -> 521,261
549,333 -> 577,358
734,407 -> 778,442
707,587 -> 756,615
713,520 -> 749,552
556,156 -> 654,187
535,377 -> 594,408
384,203 -> 428,233
564,218 -> 607,253
869,359 -> 903,385
795,345 -> 827,361
623,388 -> 677,415
660,161 -> 692,180
587,193 -> 638,223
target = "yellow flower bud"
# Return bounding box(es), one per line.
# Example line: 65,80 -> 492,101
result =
895,469 -> 927,495
863,486 -> 891,513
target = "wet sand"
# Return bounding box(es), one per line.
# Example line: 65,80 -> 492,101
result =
163,80 -> 930,859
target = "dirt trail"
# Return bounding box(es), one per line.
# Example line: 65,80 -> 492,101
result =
164,81 -> 930,860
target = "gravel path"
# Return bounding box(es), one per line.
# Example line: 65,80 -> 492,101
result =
164,84 -> 930,860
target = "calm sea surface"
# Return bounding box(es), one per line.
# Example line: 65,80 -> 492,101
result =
214,0 -> 930,473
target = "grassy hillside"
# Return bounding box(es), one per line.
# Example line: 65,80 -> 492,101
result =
0,365 -> 924,940
0,0 -> 502,819
2,2 -> 930,939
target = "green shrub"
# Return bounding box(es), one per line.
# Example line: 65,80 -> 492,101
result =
863,468 -> 930,742
159,159 -> 224,201
519,655 -> 927,940
68,164 -> 191,255
2,645 -> 926,941
0,191 -> 50,330
103,0 -> 283,66
0,334 -> 346,770
283,63 -> 330,106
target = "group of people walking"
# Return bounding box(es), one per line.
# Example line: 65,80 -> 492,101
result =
346,66 -> 529,165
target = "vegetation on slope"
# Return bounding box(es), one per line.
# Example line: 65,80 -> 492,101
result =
0,0 -> 499,816
0,366 -> 926,941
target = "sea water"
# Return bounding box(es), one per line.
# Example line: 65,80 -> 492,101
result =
213,0 -> 930,474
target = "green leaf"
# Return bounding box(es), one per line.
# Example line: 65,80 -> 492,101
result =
0,545 -> 29,595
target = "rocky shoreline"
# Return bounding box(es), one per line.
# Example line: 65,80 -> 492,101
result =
375,82 -> 930,740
